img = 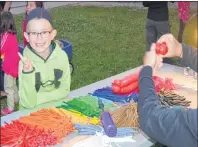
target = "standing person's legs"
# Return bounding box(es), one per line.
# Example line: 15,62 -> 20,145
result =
4,74 -> 15,111
13,79 -> 19,104
0,59 -> 6,97
146,19 -> 157,51
0,66 -> 4,92
0,59 -> 3,91
0,70 -> 6,96
156,20 -> 173,64
156,20 -> 171,38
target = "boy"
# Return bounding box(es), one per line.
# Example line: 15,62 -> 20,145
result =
18,8 -> 71,109
143,2 -> 172,63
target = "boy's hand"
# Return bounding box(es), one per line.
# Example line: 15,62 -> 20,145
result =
18,52 -> 34,72
143,43 -> 163,70
157,34 -> 183,58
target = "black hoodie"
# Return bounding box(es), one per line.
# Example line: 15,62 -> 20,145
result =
143,1 -> 169,21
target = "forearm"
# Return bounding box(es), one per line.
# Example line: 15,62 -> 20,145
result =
138,66 -> 198,147
138,66 -> 161,111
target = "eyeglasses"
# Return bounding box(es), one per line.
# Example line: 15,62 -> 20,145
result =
27,30 -> 53,39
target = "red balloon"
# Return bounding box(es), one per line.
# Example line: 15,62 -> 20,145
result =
156,42 -> 168,55
112,85 -> 121,93
156,43 -> 161,54
119,71 -> 139,87
113,80 -> 121,86
120,81 -> 139,94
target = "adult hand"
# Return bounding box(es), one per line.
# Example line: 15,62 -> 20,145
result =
143,43 -> 163,70
18,52 -> 34,72
157,34 -> 183,58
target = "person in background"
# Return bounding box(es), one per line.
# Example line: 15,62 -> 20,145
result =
178,1 -> 191,43
0,1 -> 12,98
22,1 -> 44,47
0,8 -> 6,98
0,44 -> 6,98
0,11 -> 20,115
0,62 -> 6,97
142,1 -> 172,64
138,34 -> 197,147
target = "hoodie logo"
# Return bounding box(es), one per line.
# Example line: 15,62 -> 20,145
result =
35,69 -> 63,92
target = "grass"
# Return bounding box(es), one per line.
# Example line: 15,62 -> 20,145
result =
0,6 -> 181,111
14,6 -> 182,89
15,6 -> 149,89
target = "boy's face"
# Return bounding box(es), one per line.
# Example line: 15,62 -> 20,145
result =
26,2 -> 37,15
24,18 -> 57,55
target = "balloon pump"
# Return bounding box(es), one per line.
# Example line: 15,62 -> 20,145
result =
98,99 -> 117,137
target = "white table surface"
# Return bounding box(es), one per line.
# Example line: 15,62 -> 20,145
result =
2,63 -> 192,147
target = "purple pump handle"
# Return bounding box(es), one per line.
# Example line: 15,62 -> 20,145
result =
100,111 -> 117,137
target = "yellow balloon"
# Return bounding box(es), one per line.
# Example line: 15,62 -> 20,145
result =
183,14 -> 197,48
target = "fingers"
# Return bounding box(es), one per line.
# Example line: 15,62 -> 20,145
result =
18,52 -> 31,65
154,54 -> 163,70
18,52 -> 33,72
23,58 -> 33,72
24,62 -> 30,69
158,55 -> 163,62
150,43 -> 165,59
18,52 -> 27,63
24,57 -> 32,68
158,62 -> 163,69
150,43 -> 156,52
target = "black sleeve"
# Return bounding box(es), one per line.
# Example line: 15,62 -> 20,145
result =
138,66 -> 198,147
181,44 -> 197,72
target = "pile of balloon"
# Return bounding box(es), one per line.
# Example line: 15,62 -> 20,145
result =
112,41 -> 168,94
112,70 -> 139,95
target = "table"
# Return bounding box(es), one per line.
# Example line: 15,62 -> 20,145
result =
2,63 -> 195,147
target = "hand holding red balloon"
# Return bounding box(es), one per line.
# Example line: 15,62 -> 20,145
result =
156,42 -> 168,55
